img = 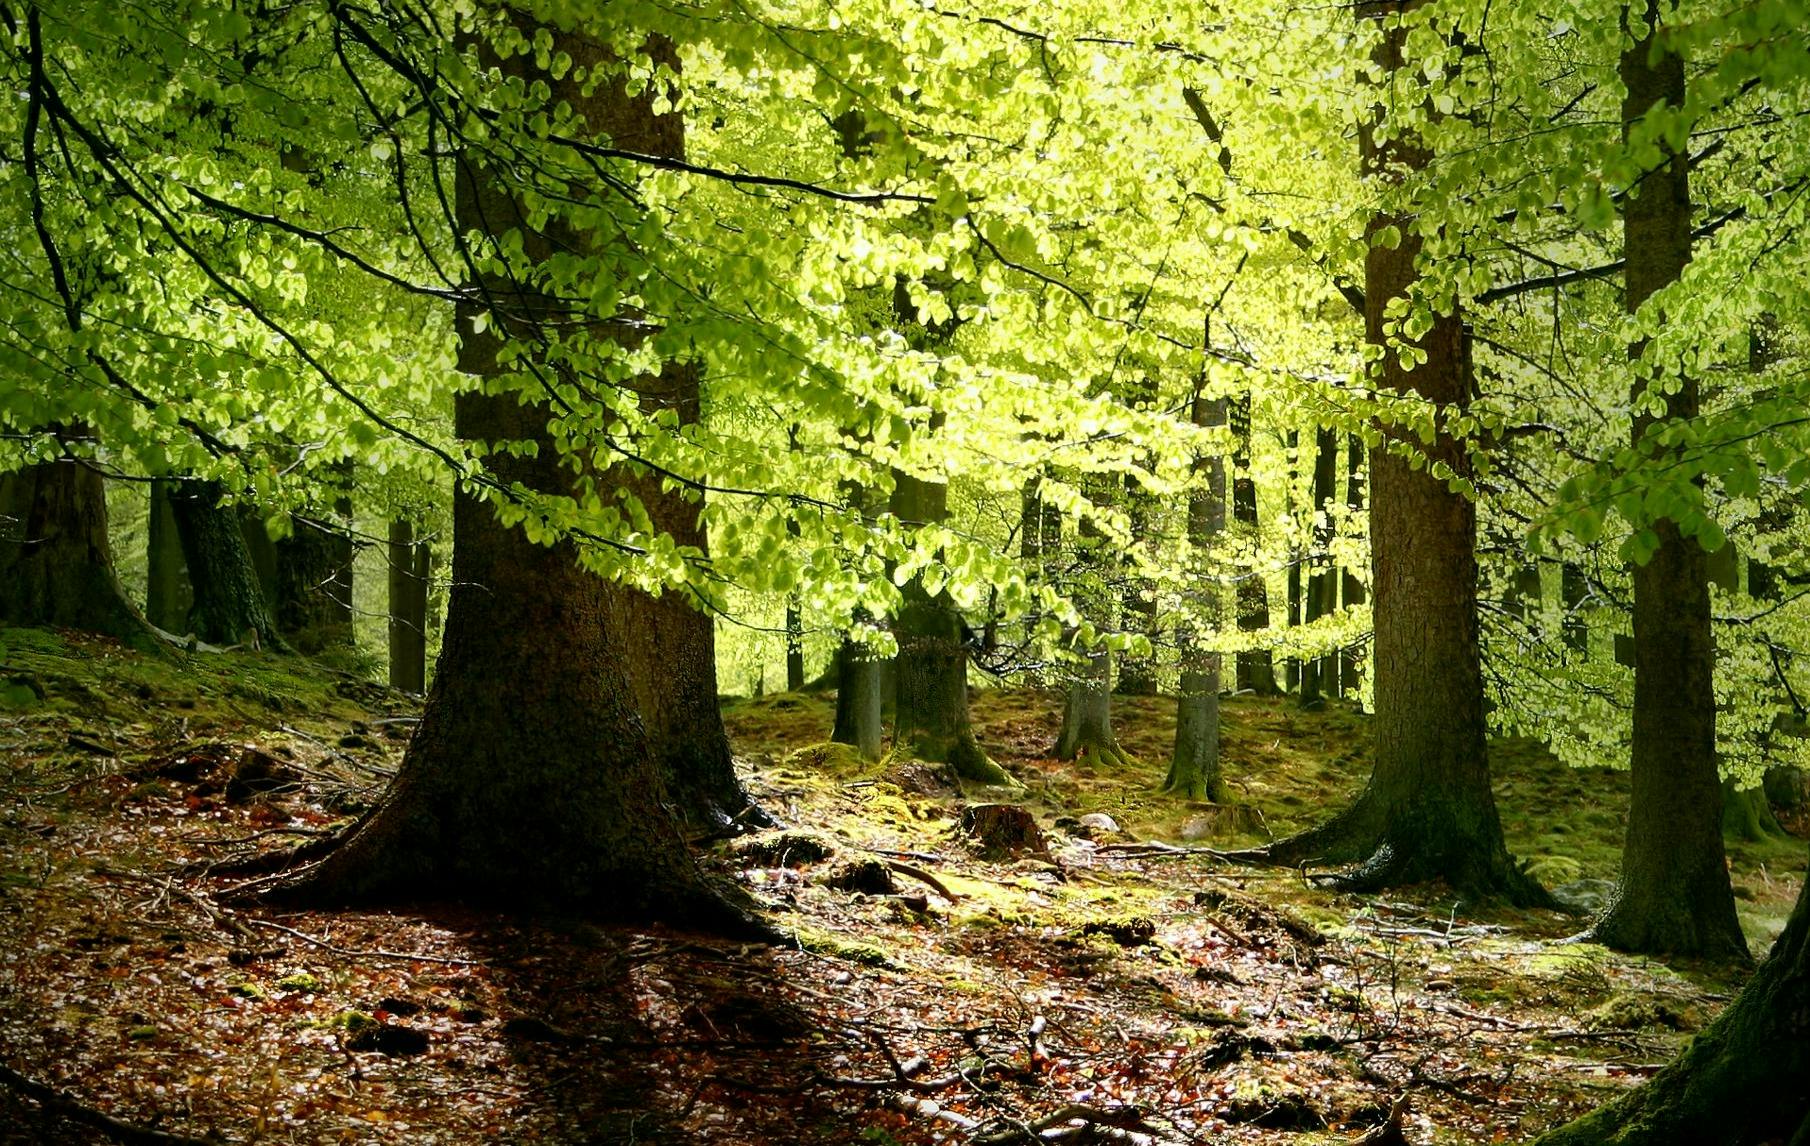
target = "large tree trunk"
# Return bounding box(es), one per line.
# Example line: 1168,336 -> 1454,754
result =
892,470 -> 1008,784
0,431 -> 150,646
1056,646 -> 1131,768
386,518 -> 430,693
1587,1 -> 1746,961
267,17 -> 753,930
831,634 -> 885,761
274,501 -> 354,653
145,478 -> 191,633
1166,382 -> 1228,801
1232,396 -> 1278,695
1244,0 -> 1544,903
1534,845 -> 1810,1145
168,481 -> 284,650
1299,426 -> 1338,707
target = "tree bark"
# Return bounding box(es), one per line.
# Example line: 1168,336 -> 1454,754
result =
785,597 -> 806,691
830,633 -> 885,761
1056,646 -> 1131,768
1339,434 -> 1367,699
268,17 -> 754,930
1299,426 -> 1339,707
386,518 -> 430,694
1166,383 -> 1228,801
0,431 -> 150,646
1232,395 -> 1278,694
1534,845 -> 1810,1145
169,481 -> 284,650
1587,0 -> 1746,961
274,501 -> 354,653
1245,0 -> 1545,903
146,478 -> 191,633
892,470 -> 1008,784
1284,430 -> 1302,693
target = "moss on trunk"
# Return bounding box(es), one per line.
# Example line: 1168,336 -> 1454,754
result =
170,481 -> 284,650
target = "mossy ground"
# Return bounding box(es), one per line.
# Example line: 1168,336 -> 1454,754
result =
1,638 -> 1802,1144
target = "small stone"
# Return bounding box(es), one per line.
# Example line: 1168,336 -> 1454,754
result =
1551,879 -> 1616,916
1077,812 -> 1120,835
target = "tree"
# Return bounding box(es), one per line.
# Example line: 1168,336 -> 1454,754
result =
386,518 -> 430,693
1534,844 -> 1810,1144
269,13 -> 752,928
1584,0 -> 1747,962
168,480 -> 283,650
1232,395 -> 1280,695
1165,370 -> 1228,801
145,478 -> 191,633
273,497 -> 355,653
0,429 -> 149,645
1242,0 -> 1545,903
1298,425 -> 1339,707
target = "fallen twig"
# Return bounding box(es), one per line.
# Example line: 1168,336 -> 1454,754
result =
884,860 -> 962,902
242,917 -> 480,967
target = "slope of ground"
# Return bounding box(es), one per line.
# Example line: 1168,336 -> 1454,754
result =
0,633 -> 1801,1144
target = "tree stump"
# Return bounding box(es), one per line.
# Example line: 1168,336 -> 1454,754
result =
959,804 -> 1045,859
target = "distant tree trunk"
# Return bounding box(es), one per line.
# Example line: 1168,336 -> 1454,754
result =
1244,0 -> 1544,903
170,481 -> 283,650
237,506 -> 278,609
892,469 -> 1008,784
1533,845 -> 1810,1145
1561,562 -> 1590,651
272,20 -> 752,930
0,431 -> 150,646
387,519 -> 429,693
1018,477 -> 1060,686
1232,396 -> 1278,694
785,597 -> 806,691
1339,435 -> 1366,699
1056,646 -> 1130,767
831,633 -> 885,761
1166,380 -> 1228,801
1284,429 -> 1302,693
1299,426 -> 1338,707
1116,474 -> 1158,697
1722,779 -> 1786,842
146,478 -> 191,633
1587,1 -> 1746,961
274,500 -> 354,653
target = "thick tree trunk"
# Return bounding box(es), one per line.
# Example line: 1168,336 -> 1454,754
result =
1588,3 -> 1746,961
386,519 -> 430,694
0,434 -> 150,646
169,481 -> 283,650
1299,426 -> 1338,707
892,470 -> 1008,784
1166,385 -> 1228,802
274,502 -> 354,653
1232,396 -> 1278,695
271,21 -> 752,930
146,478 -> 191,633
1056,646 -> 1131,768
1246,0 -> 1544,903
1339,434 -> 1366,699
1534,846 -> 1810,1145
830,635 -> 885,761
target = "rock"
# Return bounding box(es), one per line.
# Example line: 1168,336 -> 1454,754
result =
1551,878 -> 1616,916
1075,812 -> 1121,839
821,858 -> 896,896
1178,804 -> 1264,841
1080,916 -> 1157,947
880,760 -> 956,796
730,829 -> 838,868
225,745 -> 297,803
348,1022 -> 430,1055
958,804 -> 1046,860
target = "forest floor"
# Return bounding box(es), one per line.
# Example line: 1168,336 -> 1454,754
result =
0,629 -> 1804,1145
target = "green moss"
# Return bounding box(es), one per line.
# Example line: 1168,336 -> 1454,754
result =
277,973 -> 321,992
790,926 -> 894,968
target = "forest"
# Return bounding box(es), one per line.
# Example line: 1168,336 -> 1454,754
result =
1,0 -> 1809,1141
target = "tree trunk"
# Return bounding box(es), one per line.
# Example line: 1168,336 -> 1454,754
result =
1721,779 -> 1785,842
1534,845 -> 1810,1145
387,518 -> 430,693
169,481 -> 283,650
1056,646 -> 1131,768
1285,429 -> 1302,693
0,431 -> 150,646
1018,477 -> 1060,687
785,597 -> 806,691
1299,426 -> 1338,708
146,478 -> 191,633
1166,383 -> 1228,802
1246,0 -> 1544,903
1339,434 -> 1366,699
830,635 -> 885,761
1232,396 -> 1278,694
1116,473 -> 1158,696
892,470 -> 1008,784
1588,2 -> 1746,961
270,20 -> 751,930
274,501 -> 354,653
